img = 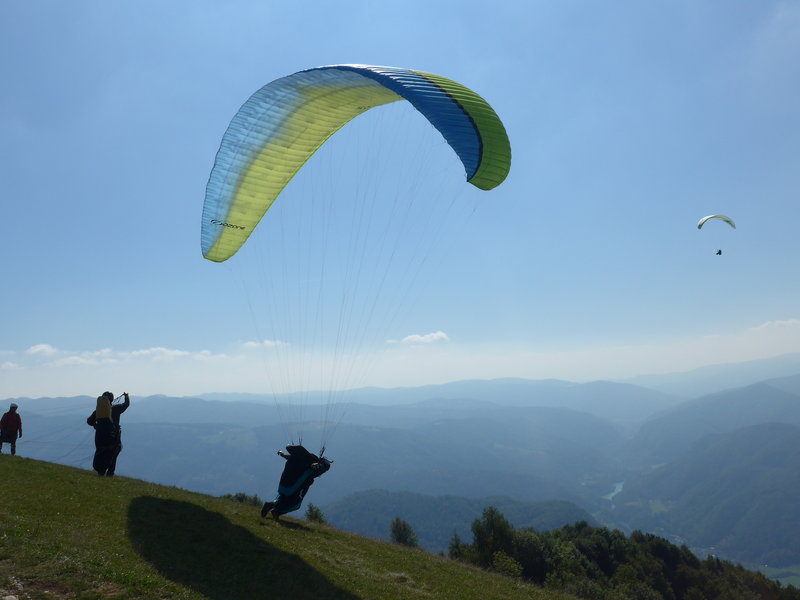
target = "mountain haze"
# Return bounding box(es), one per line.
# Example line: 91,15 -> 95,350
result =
627,382 -> 800,465
323,489 -> 596,552
624,353 -> 800,398
197,377 -> 679,430
612,422 -> 800,566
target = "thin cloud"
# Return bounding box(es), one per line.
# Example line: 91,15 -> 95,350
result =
749,318 -> 800,332
129,347 -> 191,361
387,331 -> 450,345
5,318 -> 800,397
25,343 -> 59,356
192,350 -> 229,361
19,345 -> 224,368
51,355 -> 117,367
243,339 -> 288,349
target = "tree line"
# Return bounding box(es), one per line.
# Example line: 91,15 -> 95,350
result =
445,507 -> 800,600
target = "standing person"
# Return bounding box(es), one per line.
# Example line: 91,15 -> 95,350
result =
106,392 -> 130,476
0,403 -> 22,455
260,444 -> 331,520
87,391 -> 129,477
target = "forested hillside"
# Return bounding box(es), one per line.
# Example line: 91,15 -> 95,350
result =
612,422 -> 800,566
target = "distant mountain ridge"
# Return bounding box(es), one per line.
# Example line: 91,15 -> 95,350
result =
10,379 -> 677,432
10,353 -> 800,411
624,352 -> 800,397
197,377 -> 680,430
627,381 -> 800,465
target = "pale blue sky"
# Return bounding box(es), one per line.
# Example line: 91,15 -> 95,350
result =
2,1 -> 799,397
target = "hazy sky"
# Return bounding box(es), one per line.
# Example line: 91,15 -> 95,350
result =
2,1 -> 799,398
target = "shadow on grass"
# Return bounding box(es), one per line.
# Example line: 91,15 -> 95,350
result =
128,496 -> 361,600
271,519 -> 310,531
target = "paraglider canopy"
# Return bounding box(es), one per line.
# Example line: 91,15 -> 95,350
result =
697,214 -> 736,230
201,64 -> 511,263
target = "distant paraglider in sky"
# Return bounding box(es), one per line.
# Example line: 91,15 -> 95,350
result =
697,215 -> 735,256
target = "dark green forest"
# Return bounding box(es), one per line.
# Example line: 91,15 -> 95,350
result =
449,508 -> 800,600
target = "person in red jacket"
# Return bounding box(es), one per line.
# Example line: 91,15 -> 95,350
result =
0,403 -> 22,455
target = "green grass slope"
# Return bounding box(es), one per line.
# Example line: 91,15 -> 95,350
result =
0,455 -> 575,600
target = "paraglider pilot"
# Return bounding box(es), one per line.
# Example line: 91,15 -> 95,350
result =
261,445 -> 331,520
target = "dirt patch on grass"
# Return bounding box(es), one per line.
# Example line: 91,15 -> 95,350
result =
1,576 -> 126,600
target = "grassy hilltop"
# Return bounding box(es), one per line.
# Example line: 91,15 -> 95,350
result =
0,455 -> 573,600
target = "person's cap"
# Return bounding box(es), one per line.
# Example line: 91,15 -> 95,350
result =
10,403 -> 18,409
